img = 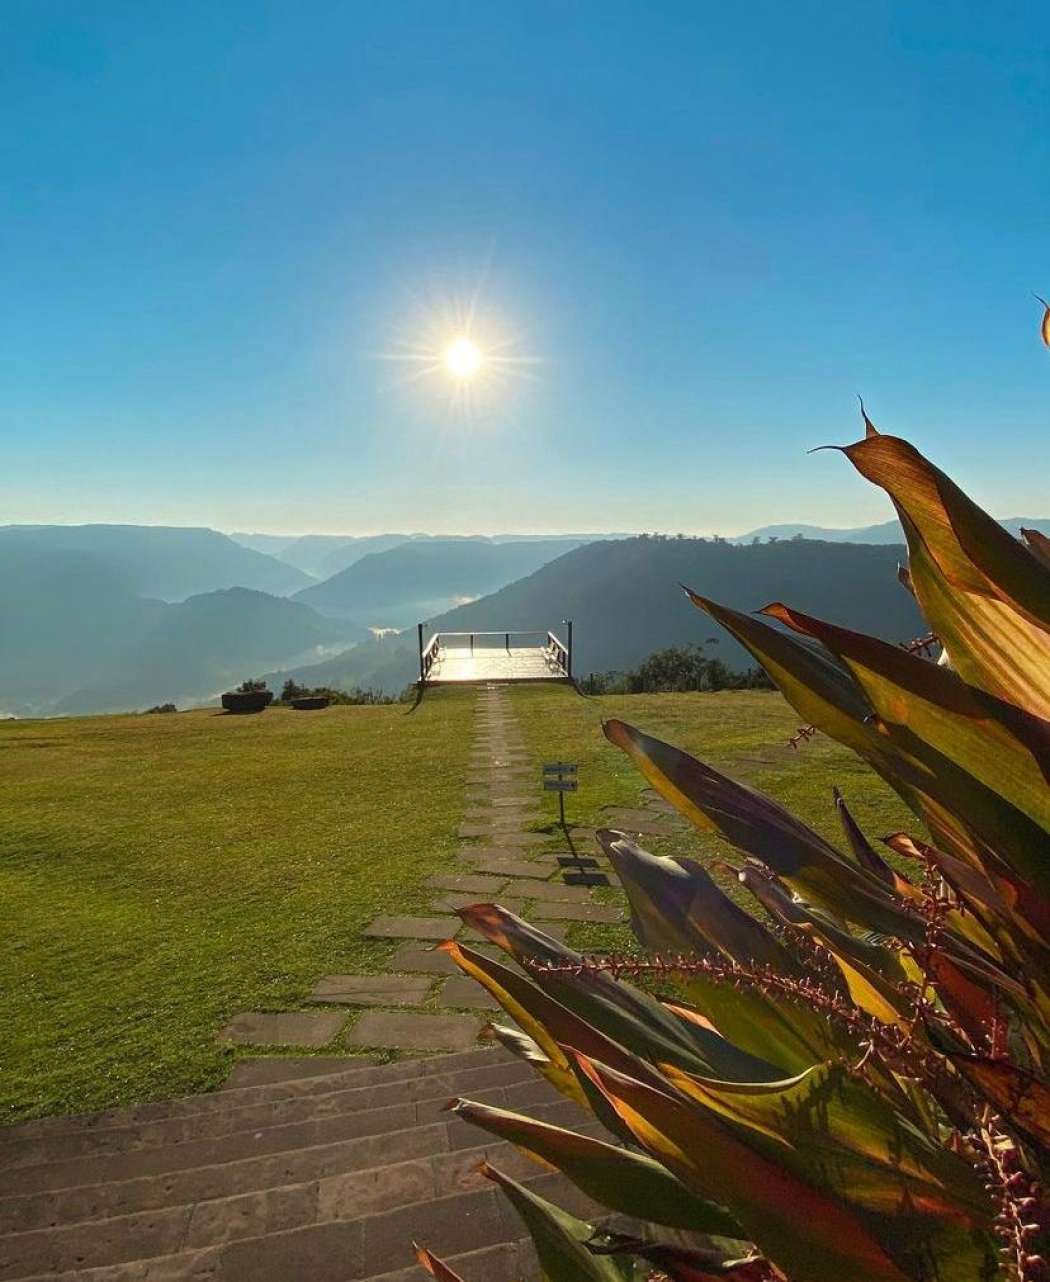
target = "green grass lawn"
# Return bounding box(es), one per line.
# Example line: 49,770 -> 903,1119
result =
507,684 -> 923,952
0,695 -> 476,1123
1,685 -> 922,1124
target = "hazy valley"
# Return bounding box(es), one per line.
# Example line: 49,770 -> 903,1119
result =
8,514 -> 1047,717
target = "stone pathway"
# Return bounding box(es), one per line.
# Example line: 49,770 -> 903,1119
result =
3,687 -> 681,1281
219,683 -> 629,1060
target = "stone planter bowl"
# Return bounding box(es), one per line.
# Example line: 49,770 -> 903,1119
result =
221,690 -> 274,714
291,696 -> 330,710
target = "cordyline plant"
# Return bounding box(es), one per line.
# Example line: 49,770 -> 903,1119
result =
417,410 -> 1050,1280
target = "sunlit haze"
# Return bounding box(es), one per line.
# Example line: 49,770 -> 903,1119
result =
445,338 -> 483,382
2,4 -> 1048,537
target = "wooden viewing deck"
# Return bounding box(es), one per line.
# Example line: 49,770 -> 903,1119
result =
418,626 -> 573,686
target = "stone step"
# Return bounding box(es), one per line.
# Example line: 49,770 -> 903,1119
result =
367,1239 -> 539,1282
10,1170 -> 603,1281
0,1071 -> 560,1197
222,1058 -> 381,1090
1,1049 -> 520,1148
0,1097 -> 585,1237
1,1106 -> 599,1278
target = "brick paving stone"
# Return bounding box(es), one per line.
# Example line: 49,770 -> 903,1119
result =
425,872 -> 511,894
456,852 -> 559,874
464,772 -> 531,787
487,831 -> 554,847
388,943 -> 460,974
458,826 -> 551,845
463,805 -> 541,822
504,879 -> 594,902
363,915 -> 460,940
598,808 -> 678,836
305,974 -> 433,1005
347,1011 -> 483,1052
439,976 -> 502,1011
464,794 -> 535,807
530,902 -> 624,923
217,1010 -> 348,1047
462,812 -> 545,830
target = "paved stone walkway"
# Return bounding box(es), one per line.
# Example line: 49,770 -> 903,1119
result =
220,683 -> 634,1060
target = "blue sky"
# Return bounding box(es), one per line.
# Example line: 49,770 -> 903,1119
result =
2,2 -> 1047,535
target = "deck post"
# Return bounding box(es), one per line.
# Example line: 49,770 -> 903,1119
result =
418,623 -> 425,684
565,619 -> 573,679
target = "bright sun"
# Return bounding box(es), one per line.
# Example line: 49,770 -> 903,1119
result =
444,336 -> 483,381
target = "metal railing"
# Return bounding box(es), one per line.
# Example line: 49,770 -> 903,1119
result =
545,631 -> 569,676
418,624 -> 573,683
436,628 -> 550,656
419,630 -> 441,682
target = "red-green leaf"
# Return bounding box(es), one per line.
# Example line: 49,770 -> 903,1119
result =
455,905 -> 782,1084
412,1244 -> 468,1281
481,1161 -> 634,1280
449,1096 -> 744,1237
603,719 -> 923,943
573,1055 -> 912,1282
841,435 -> 1050,719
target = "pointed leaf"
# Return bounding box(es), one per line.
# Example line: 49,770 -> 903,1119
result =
412,1244 -> 468,1282
449,1096 -> 744,1237
659,1061 -> 990,1225
481,1161 -> 631,1281
598,831 -> 874,1074
691,593 -> 1049,905
762,601 -> 1050,839
842,435 -> 1050,718
439,940 -> 588,1105
833,786 -> 900,889
573,1055 -> 912,1282
456,905 -> 783,1084
587,1233 -> 773,1281
596,829 -> 799,971
1022,526 -> 1050,569
603,719 -> 924,943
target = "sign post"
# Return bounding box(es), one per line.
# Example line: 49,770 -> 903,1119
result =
542,763 -> 608,887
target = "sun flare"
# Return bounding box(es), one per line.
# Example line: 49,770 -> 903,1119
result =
372,276 -> 538,422
444,336 -> 483,381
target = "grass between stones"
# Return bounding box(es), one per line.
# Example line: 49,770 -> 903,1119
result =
506,685 -> 921,953
0,694 -> 475,1123
2,684 -> 919,1123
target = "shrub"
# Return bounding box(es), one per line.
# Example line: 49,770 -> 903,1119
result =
424,418 -> 1050,1280
278,678 -> 397,706
144,703 -> 177,714
581,645 -> 774,695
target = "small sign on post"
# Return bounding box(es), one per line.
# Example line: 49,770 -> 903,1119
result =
541,761 -> 608,887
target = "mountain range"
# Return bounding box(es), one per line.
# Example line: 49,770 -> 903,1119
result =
266,535 -> 930,696
5,516 -> 1048,716
0,524 -> 312,600
292,538 -> 587,627
727,517 -> 1050,545
0,539 -> 366,716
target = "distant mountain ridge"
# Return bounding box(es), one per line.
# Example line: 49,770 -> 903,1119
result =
270,534 -> 928,696
730,517 -> 1050,545
228,530 -> 635,581
52,588 -> 366,716
292,537 -> 588,626
0,524 -> 313,600
0,533 -> 361,716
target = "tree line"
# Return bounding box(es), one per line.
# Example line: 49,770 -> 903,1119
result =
579,642 -> 774,695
